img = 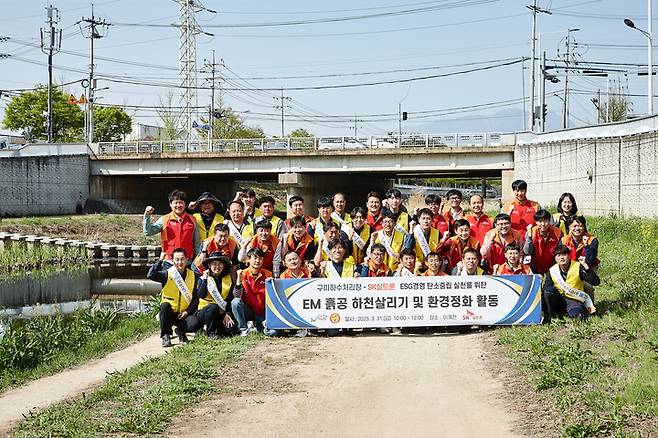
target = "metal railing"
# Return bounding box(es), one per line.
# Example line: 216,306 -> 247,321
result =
95,133 -> 502,155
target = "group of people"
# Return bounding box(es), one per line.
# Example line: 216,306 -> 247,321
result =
144,180 -> 600,347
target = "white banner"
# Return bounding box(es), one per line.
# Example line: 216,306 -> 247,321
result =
266,275 -> 542,329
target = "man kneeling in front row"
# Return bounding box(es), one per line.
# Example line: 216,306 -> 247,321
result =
148,248 -> 200,347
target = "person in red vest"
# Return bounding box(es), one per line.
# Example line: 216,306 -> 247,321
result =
443,189 -> 466,233
465,194 -> 493,244
365,191 -> 384,232
561,215 -> 600,269
143,189 -> 200,261
523,209 -> 563,275
494,242 -> 532,275
438,218 -> 481,272
422,194 -> 449,235
357,243 -> 391,277
194,223 -> 239,274
480,213 -> 523,273
502,180 -> 541,232
239,220 -> 283,277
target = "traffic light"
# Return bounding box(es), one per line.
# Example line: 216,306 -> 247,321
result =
542,104 -> 548,121
402,111 -> 408,121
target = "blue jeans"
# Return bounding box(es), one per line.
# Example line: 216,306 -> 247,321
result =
231,298 -> 278,337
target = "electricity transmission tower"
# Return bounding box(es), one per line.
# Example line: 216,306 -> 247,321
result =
175,0 -> 215,141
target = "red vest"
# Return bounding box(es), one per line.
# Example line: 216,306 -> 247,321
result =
483,228 -> 523,268
561,233 -> 600,267
432,214 -> 450,235
442,208 -> 465,234
280,267 -> 310,279
249,235 -> 280,272
466,213 -> 493,244
366,211 -> 383,232
495,263 -> 532,275
530,226 -> 562,274
286,233 -> 314,260
160,212 -> 196,259
241,268 -> 271,316
503,199 -> 540,232
440,236 -> 481,270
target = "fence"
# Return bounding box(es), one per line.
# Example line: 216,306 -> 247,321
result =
514,131 -> 658,217
94,133 -> 503,155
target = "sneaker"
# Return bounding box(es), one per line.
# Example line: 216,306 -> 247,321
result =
378,327 -> 391,334
390,327 -> 402,335
240,329 -> 249,337
161,334 -> 172,348
175,327 -> 189,343
294,329 -> 308,338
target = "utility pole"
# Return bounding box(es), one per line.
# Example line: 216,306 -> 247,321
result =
40,5 -> 62,143
526,0 -> 551,131
540,51 -> 546,132
80,5 -> 109,144
354,114 -> 358,137
273,87 -> 291,138
398,103 -> 402,136
202,50 -> 222,146
562,28 -> 579,129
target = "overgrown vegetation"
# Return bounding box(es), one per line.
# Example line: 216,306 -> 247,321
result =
496,216 -> 658,436
15,335 -> 257,437
0,308 -> 157,392
0,243 -> 86,276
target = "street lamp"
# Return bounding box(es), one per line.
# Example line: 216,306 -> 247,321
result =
624,2 -> 653,115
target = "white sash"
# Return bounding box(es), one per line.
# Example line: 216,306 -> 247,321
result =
326,261 -> 341,279
254,215 -> 265,224
350,227 -> 366,250
394,223 -> 408,235
399,266 -> 415,277
322,240 -> 330,258
378,231 -> 398,259
226,220 -> 247,247
549,265 -> 595,312
168,266 -> 193,305
314,222 -> 324,243
413,225 -> 431,257
206,276 -> 227,311
331,211 -> 345,225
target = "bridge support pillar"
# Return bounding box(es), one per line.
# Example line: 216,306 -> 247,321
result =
278,173 -> 392,218
501,169 -> 515,204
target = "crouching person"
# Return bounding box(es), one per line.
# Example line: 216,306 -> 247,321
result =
194,252 -> 237,338
231,248 -> 278,337
542,245 -> 600,321
148,249 -> 200,347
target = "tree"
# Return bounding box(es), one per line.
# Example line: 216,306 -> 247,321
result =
93,106 -> 132,141
202,105 -> 265,139
598,78 -> 630,123
3,86 -> 83,142
156,91 -> 183,140
289,128 -> 314,138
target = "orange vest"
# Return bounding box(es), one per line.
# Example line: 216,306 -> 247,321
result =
160,212 -> 196,259
440,236 -> 482,270
466,213 -> 493,244
280,267 -> 311,279
286,233 -> 314,260
249,235 -> 280,272
530,225 -> 562,274
503,199 -> 540,232
495,263 -> 532,275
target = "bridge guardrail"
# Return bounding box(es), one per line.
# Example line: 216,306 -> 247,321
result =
96,133 -> 503,155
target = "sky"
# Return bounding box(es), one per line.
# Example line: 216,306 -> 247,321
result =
0,0 -> 655,138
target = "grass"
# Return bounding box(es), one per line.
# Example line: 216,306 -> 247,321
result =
14,335 -> 258,437
0,243 -> 87,277
496,216 -> 658,437
0,308 -> 158,393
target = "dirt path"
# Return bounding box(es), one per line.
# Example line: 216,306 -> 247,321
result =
0,334 -> 172,436
169,332 -> 523,438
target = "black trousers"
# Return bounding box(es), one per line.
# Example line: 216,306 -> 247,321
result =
190,304 -> 239,337
159,302 -> 199,337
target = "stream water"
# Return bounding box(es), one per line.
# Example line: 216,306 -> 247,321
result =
0,263 -> 158,319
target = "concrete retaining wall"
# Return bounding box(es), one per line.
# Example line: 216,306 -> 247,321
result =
514,121 -> 658,217
0,150 -> 89,216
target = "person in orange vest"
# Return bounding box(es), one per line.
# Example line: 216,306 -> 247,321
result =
356,243 -> 391,277
280,251 -> 311,279
195,223 -> 239,274
365,191 -> 384,232
523,209 -> 563,275
438,218 -> 481,272
542,245 -> 599,321
231,248 -> 278,337
561,215 -> 600,269
284,195 -> 315,229
187,192 -> 225,242
551,192 -> 580,236
283,216 -> 317,263
421,252 -> 448,276
451,247 -> 484,276
239,220 -> 283,277
143,189 -> 200,261
443,189 -> 466,233
502,180 -> 541,233
465,194 -> 493,244
480,213 -> 524,273
147,249 -> 200,347
494,242 -> 532,275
